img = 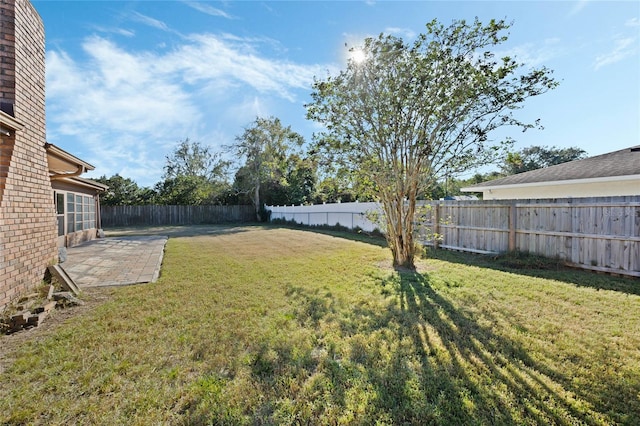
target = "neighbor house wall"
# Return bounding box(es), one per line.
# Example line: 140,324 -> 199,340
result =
0,0 -> 57,311
481,178 -> 640,200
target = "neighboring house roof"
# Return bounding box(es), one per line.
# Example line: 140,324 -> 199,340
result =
443,195 -> 479,200
462,145 -> 640,191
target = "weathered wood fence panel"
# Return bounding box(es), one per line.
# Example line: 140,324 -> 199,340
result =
100,205 -> 255,227
269,198 -> 639,276
422,196 -> 640,277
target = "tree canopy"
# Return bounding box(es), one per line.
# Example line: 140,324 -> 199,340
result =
307,18 -> 558,269
501,145 -> 587,175
230,117 -> 306,220
155,139 -> 231,205
95,174 -> 155,206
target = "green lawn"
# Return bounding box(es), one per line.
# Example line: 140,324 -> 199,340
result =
1,226 -> 639,425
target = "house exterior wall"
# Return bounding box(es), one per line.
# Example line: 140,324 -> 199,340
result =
51,180 -> 101,248
480,178 -> 640,200
0,0 -> 57,312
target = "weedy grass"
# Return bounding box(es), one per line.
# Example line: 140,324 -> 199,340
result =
1,225 -> 639,425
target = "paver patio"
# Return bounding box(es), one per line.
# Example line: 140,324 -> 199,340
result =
60,236 -> 168,287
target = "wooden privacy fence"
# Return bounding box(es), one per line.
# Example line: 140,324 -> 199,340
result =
419,196 -> 640,277
100,205 -> 255,227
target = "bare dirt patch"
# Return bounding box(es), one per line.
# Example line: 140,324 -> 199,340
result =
376,258 -> 436,274
0,287 -> 114,375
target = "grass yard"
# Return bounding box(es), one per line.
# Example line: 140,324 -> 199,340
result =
1,225 -> 639,425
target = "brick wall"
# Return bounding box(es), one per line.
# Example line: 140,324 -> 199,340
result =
0,0 -> 57,312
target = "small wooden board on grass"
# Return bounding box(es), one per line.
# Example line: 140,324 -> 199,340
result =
48,265 -> 80,296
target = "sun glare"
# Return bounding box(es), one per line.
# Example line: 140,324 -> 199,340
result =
350,48 -> 366,64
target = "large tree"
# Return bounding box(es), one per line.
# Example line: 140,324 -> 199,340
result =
94,174 -> 155,206
156,138 -> 230,205
231,117 -> 304,221
501,145 -> 587,175
307,18 -> 558,269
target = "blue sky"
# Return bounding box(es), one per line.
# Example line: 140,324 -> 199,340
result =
33,0 -> 639,187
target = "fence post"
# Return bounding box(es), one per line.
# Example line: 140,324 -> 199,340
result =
509,202 -> 516,251
433,201 -> 440,249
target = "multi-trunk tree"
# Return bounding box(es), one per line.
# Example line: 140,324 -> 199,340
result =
307,18 -> 558,269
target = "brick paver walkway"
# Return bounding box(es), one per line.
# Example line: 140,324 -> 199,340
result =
60,236 -> 168,287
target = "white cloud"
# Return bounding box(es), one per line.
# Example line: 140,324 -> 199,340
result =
163,33 -> 333,101
625,17 -> 640,28
182,1 -> 233,19
223,96 -> 269,127
384,27 -> 416,41
496,39 -> 564,68
45,33 -> 335,185
569,0 -> 589,16
47,37 -> 199,135
594,36 -> 638,70
131,12 -> 171,32
91,25 -> 135,37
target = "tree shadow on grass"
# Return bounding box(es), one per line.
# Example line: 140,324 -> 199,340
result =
267,223 -> 389,248
362,270 -> 604,425
428,248 -> 640,296
270,224 -> 639,296
190,268 -> 638,424
277,273 -> 618,425
385,269 -> 640,424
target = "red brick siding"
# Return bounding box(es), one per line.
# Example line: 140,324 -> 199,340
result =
0,0 -> 57,312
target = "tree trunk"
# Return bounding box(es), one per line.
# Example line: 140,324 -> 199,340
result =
254,181 -> 262,222
391,233 -> 415,270
385,196 -> 417,270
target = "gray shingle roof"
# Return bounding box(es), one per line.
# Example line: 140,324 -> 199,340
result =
465,145 -> 640,188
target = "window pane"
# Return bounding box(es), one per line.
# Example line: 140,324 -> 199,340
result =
67,193 -> 74,202
57,217 -> 65,236
56,193 -> 65,215
67,213 -> 74,233
75,195 -> 82,204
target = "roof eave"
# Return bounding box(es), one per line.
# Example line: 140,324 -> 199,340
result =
59,176 -> 108,192
461,174 -> 640,192
45,142 -> 95,172
0,110 -> 25,132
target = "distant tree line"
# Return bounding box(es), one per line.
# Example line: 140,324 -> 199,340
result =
97,138 -> 586,209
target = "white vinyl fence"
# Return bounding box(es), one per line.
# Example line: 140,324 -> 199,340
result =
267,202 -> 383,232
